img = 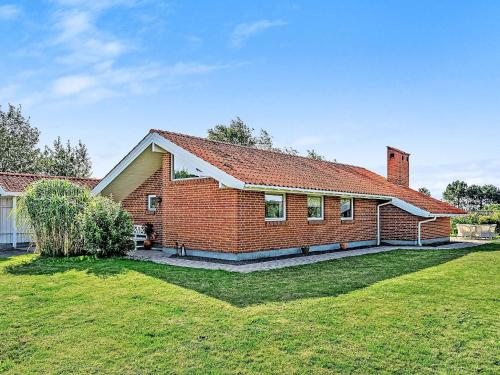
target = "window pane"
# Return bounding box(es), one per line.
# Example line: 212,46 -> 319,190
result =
308,196 -> 322,218
172,155 -> 206,179
265,194 -> 284,219
148,195 -> 159,211
340,198 -> 352,218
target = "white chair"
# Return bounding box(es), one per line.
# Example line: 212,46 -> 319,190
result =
456,224 -> 466,238
458,224 -> 474,238
132,225 -> 147,250
477,224 -> 497,240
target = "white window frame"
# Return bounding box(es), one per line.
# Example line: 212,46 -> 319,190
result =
264,193 -> 286,222
147,195 -> 158,212
340,197 -> 354,221
307,195 -> 324,221
171,154 -> 209,181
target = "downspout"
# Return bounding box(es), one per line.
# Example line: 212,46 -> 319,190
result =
417,217 -> 437,246
377,201 -> 393,245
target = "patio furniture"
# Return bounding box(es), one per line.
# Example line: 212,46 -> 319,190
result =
456,224 -> 496,239
132,225 -> 147,250
477,224 -> 497,240
456,224 -> 475,238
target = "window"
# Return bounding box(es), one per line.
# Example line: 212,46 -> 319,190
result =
148,195 -> 160,212
340,198 -> 353,220
265,193 -> 285,220
171,154 -> 206,180
307,196 -> 323,220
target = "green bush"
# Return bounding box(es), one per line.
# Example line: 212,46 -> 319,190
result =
17,179 -> 90,256
79,195 -> 134,257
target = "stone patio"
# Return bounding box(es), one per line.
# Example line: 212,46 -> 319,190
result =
126,239 -> 490,273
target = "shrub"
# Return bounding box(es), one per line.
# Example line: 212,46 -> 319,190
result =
79,195 -> 134,257
17,179 -> 90,256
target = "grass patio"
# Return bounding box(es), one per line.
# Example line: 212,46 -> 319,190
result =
0,243 -> 499,374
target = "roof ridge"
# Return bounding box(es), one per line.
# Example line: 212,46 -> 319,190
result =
0,171 -> 100,180
151,128 -> 362,169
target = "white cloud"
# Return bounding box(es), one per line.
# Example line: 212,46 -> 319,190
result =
3,0 -> 242,107
53,75 -> 98,96
54,0 -> 138,12
54,10 -> 93,41
0,4 -> 20,20
165,62 -> 232,76
230,19 -> 286,48
47,61 -> 232,103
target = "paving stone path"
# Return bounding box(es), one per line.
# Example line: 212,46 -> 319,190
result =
126,239 -> 489,273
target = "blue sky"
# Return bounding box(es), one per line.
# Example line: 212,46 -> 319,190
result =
1,0 -> 499,197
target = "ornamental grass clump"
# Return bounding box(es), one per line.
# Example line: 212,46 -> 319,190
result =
17,179 -> 90,256
79,195 -> 134,257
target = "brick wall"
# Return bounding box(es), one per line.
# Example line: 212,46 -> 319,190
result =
121,169 -> 164,244
236,192 -> 379,252
161,154 -> 239,252
380,204 -> 450,242
421,217 -> 451,240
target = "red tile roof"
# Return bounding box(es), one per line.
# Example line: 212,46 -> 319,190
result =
152,129 -> 465,215
0,172 -> 100,193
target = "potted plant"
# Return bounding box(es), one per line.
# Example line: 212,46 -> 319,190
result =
143,223 -> 156,250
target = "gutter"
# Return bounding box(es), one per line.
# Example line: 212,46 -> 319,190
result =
377,201 -> 393,245
417,217 -> 437,246
243,184 -> 393,201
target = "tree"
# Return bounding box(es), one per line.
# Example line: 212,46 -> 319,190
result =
418,187 -> 431,196
254,129 -> 274,150
481,184 -> 500,207
207,117 -> 260,147
0,104 -> 41,173
306,149 -> 325,160
39,137 -> 92,178
279,147 -> 299,156
208,117 -> 332,159
443,180 -> 468,209
465,184 -> 483,210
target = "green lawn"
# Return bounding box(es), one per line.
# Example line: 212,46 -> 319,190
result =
1,244 -> 499,374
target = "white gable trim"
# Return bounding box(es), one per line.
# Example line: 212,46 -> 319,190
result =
92,133 -> 245,195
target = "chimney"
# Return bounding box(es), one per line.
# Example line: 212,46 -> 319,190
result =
387,146 -> 410,187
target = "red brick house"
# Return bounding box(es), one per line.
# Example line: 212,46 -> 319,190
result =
93,130 -> 465,260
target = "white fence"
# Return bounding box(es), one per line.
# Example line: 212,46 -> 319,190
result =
0,197 -> 31,248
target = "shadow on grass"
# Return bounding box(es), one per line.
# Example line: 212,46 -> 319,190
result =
5,244 -> 499,307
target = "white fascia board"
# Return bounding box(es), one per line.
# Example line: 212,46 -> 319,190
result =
244,184 -> 462,218
243,184 -> 393,201
390,197 -> 432,217
92,133 -> 246,195
0,186 -> 21,197
149,133 -> 245,189
390,198 -> 463,218
432,213 -> 467,217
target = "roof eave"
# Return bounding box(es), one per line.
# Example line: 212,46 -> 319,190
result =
244,184 -> 463,218
243,183 -> 393,201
